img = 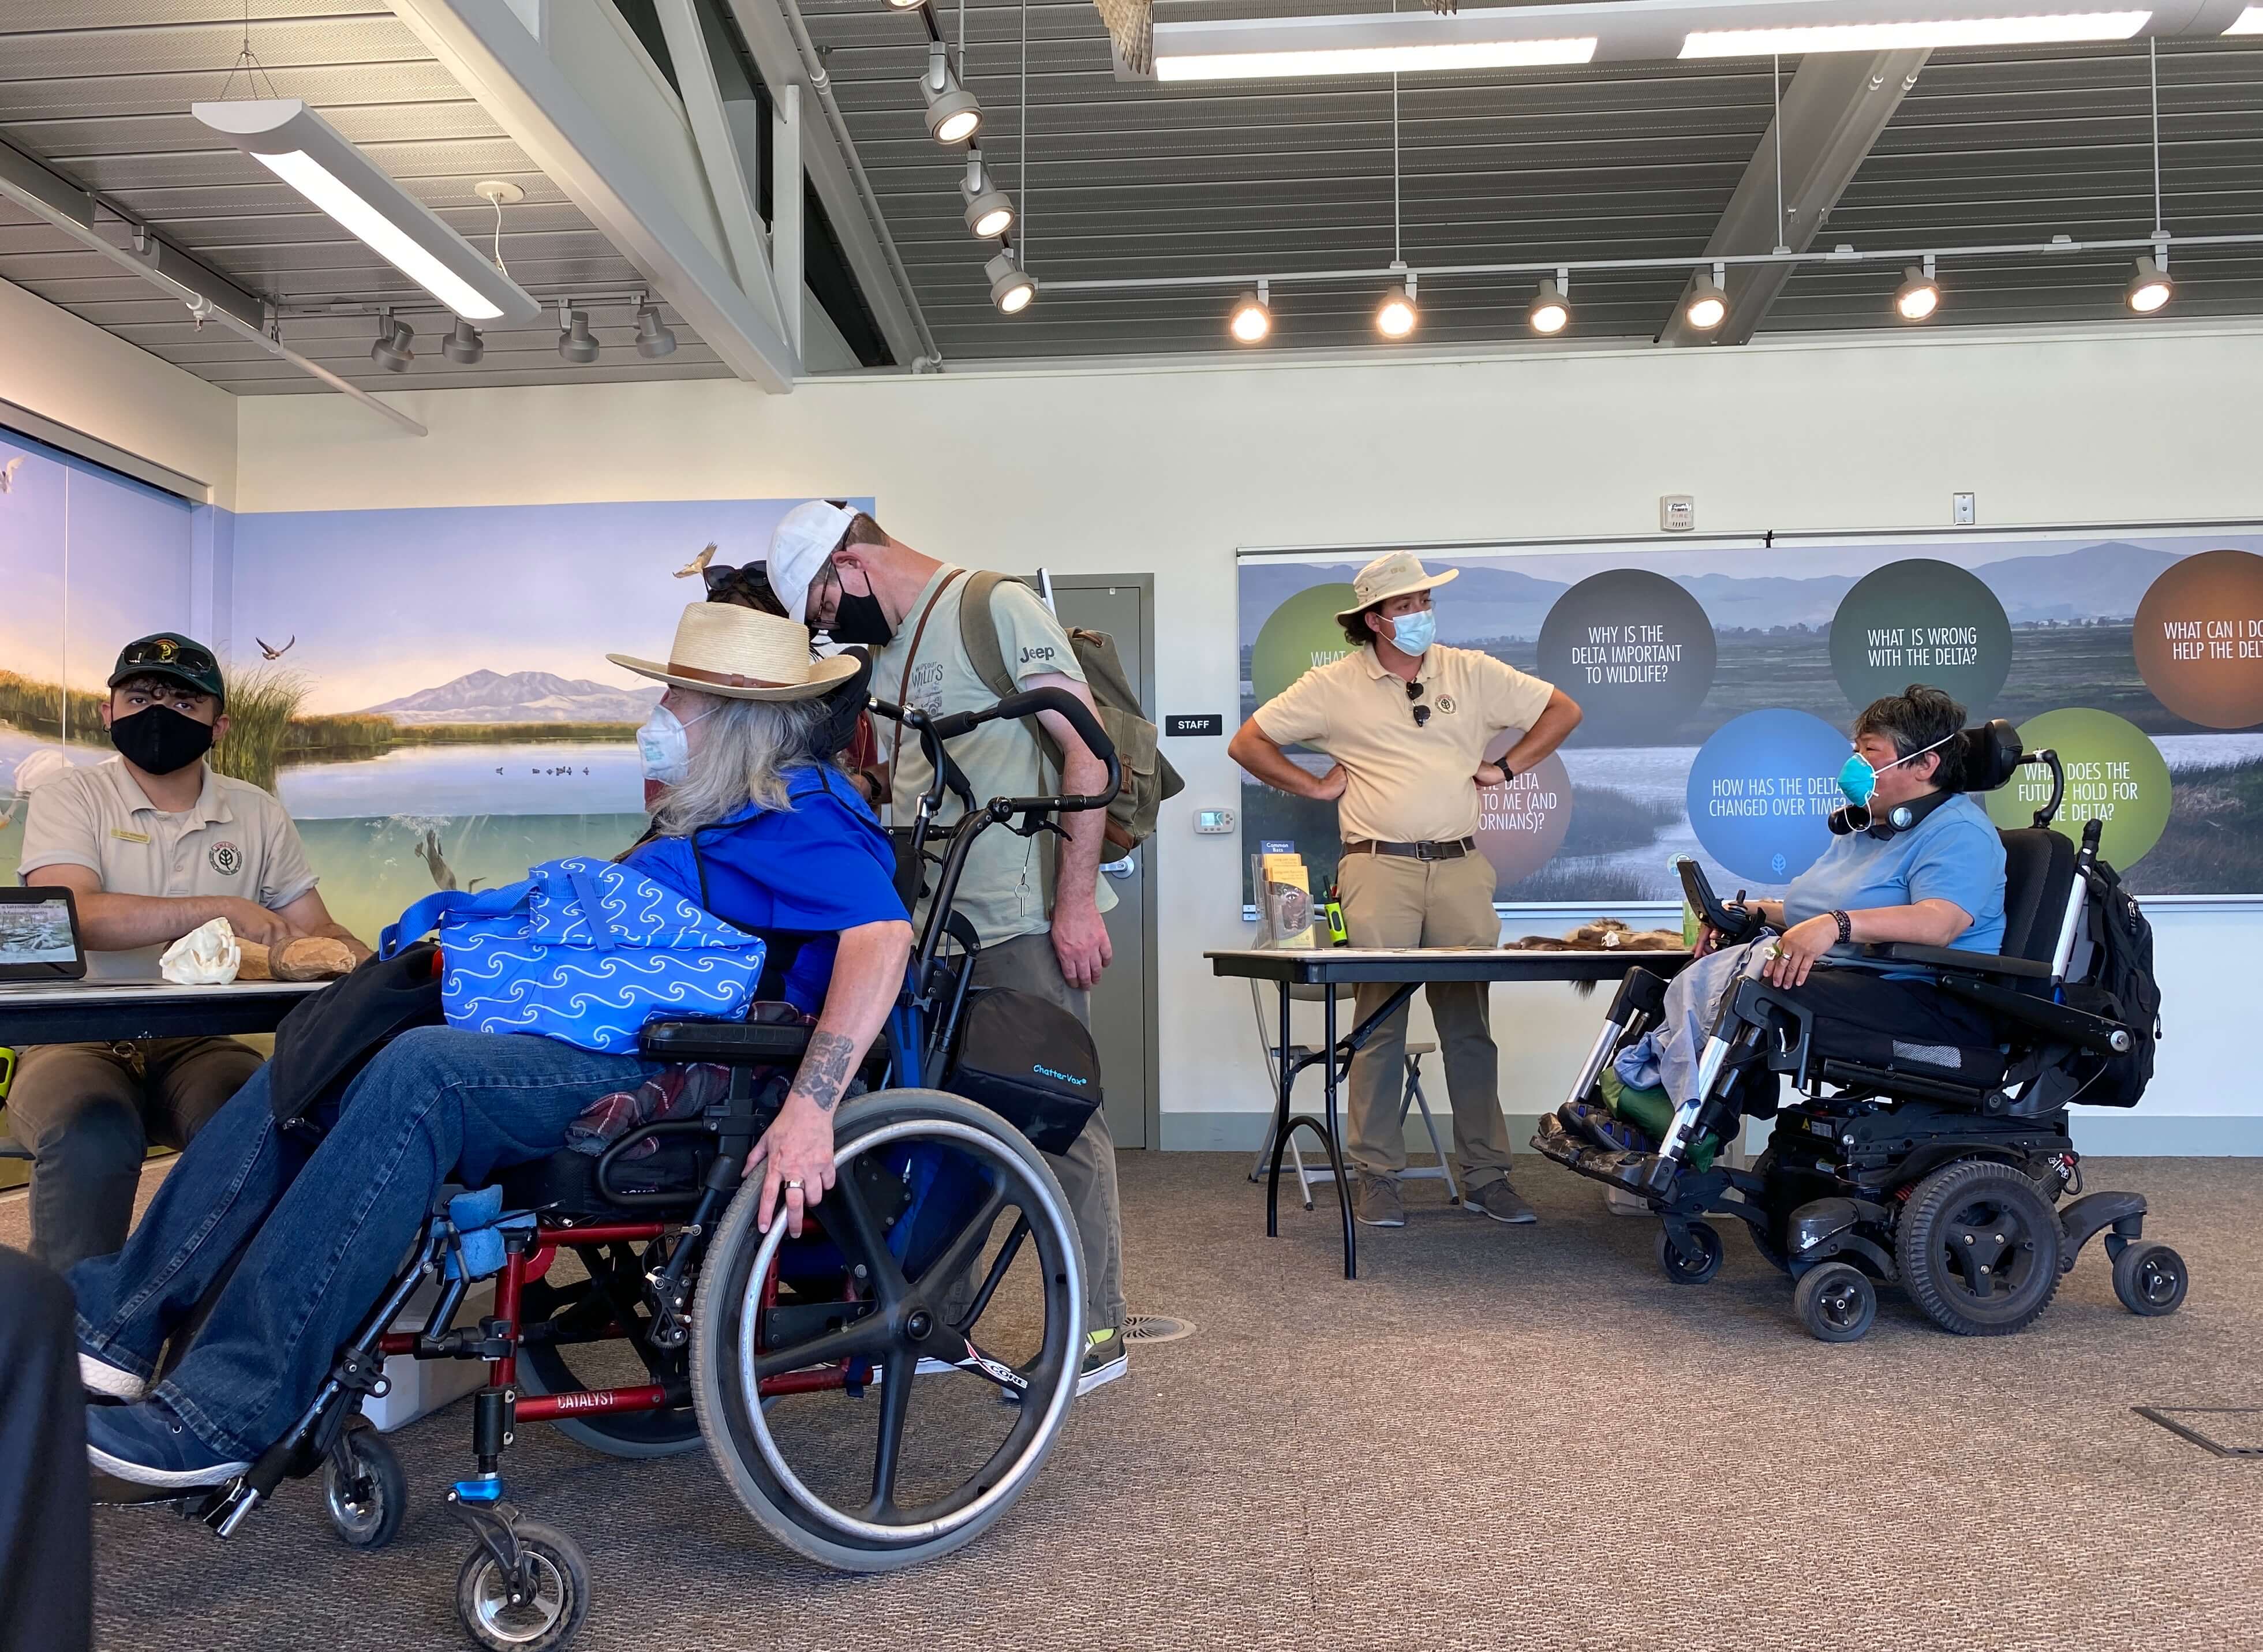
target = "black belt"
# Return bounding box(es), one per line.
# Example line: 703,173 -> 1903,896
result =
1344,837 -> 1475,861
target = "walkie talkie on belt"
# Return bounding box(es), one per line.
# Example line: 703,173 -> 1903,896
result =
1322,885 -> 1351,946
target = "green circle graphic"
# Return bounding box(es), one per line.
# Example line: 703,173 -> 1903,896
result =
1984,707 -> 2172,867
1252,583 -> 1359,704
1830,558 -> 2013,714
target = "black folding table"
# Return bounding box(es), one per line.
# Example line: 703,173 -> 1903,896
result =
0,979 -> 325,1047
1206,946 -> 1692,1279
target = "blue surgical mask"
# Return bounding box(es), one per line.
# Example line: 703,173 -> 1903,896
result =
635,702 -> 714,786
1838,732 -> 1955,807
1388,609 -> 1437,655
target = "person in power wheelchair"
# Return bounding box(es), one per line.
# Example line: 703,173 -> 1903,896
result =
67,602 -> 1115,1650
1535,683 -> 2187,1343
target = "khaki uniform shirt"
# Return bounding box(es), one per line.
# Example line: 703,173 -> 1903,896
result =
1252,644 -> 1555,844
17,759 -> 319,979
870,565 -> 1116,948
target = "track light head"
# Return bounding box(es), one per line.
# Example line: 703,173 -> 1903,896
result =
441,317 -> 483,364
370,314 -> 413,372
962,152 -> 1015,239
1229,280 -> 1271,343
1684,265 -> 1728,331
558,305 -> 600,364
1528,274 -> 1570,335
2127,253 -> 2172,314
634,301 -> 678,359
1894,261 -> 1941,321
1376,271 -> 1417,339
986,250 -> 1035,315
923,46 -> 983,144
885,0 -> 923,8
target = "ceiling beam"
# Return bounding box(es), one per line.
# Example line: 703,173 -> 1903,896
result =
388,0 -> 800,392
1658,49 -> 1928,347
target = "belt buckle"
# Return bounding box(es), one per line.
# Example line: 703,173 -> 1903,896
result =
1416,841 -> 1438,861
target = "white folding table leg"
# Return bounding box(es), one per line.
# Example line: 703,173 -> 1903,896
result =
1398,1053 -> 1461,1204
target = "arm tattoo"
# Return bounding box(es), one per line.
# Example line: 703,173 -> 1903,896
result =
788,1031 -> 859,1114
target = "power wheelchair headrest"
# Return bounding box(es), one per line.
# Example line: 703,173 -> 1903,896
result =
1956,718 -> 2023,793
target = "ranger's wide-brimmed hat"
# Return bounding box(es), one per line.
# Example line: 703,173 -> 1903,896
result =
1333,550 -> 1460,624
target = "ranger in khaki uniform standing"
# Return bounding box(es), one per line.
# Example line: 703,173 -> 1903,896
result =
1230,553 -> 1583,1228
12,634 -> 368,1271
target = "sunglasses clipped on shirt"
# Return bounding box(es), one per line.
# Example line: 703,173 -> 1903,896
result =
1406,679 -> 1430,729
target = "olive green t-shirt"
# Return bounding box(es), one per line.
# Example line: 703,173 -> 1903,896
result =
872,566 -> 1116,947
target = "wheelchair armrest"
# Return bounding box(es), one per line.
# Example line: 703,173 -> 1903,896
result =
639,1018 -> 814,1066
1935,976 -> 2131,1057
1855,942 -> 2052,980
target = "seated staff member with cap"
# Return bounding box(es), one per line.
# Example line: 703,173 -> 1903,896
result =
12,634 -> 368,1273
1229,553 -> 1583,1230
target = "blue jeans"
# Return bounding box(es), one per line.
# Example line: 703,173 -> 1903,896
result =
70,1027 -> 655,1461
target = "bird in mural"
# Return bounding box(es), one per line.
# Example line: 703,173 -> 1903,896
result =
674,542 -> 718,579
413,827 -> 460,892
256,635 -> 296,660
0,456 -> 21,493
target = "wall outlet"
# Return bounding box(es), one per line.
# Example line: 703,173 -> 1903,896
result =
1195,808 -> 1235,834
1660,495 -> 1696,532
1953,492 -> 1977,526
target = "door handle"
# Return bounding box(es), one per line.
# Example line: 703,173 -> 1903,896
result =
1101,855 -> 1136,880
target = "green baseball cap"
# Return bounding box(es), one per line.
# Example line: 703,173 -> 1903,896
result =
110,634 -> 226,705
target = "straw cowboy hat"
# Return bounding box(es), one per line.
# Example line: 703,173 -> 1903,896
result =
609,603 -> 861,700
1333,550 -> 1460,624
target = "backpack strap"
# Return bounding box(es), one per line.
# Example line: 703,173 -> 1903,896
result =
885,567 -> 967,782
958,569 -> 1071,909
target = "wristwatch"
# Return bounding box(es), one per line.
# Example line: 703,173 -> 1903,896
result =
1830,909 -> 1853,945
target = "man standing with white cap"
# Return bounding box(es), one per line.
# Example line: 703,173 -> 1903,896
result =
1230,553 -> 1582,1228
764,500 -> 1131,1393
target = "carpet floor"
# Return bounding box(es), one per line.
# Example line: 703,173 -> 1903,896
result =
9,1148 -> 2261,1651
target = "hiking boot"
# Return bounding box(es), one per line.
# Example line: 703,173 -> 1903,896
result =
1352,1172 -> 1405,1227
1467,1179 -> 1538,1224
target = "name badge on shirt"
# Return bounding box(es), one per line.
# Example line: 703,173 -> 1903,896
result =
111,827 -> 151,844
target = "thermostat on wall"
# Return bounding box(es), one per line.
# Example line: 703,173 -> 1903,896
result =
1195,809 -> 1235,834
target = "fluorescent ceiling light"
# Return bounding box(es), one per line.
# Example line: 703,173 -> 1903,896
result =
2225,4 -> 2263,29
1158,35 -> 1595,81
1681,12 -> 2149,57
193,99 -> 541,326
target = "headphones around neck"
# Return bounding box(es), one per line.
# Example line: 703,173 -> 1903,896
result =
1827,786 -> 1955,841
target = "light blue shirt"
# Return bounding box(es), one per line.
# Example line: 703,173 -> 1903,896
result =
1784,792 -> 2007,954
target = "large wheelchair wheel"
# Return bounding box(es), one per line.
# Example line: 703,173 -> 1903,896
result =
1896,1159 -> 2063,1336
518,1237 -> 700,1458
691,1088 -> 1085,1572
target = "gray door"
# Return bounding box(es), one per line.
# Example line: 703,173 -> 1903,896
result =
1049,578 -> 1157,1151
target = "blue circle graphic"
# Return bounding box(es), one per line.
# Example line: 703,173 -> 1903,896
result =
1685,707 -> 1850,884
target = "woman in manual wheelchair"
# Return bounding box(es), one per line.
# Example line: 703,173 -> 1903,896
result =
69,604 -> 1112,1649
1535,684 -> 2187,1343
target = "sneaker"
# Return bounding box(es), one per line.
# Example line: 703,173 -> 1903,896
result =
1467,1179 -> 1538,1224
80,1349 -> 149,1404
1352,1172 -> 1405,1228
84,1399 -> 249,1490
1077,1328 -> 1128,1395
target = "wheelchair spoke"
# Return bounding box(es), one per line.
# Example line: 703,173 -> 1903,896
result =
826,1172 -> 910,1305
866,1348 -> 918,1516
752,1310 -> 891,1380
910,1186 -> 1012,1302
949,1214 -> 1030,1335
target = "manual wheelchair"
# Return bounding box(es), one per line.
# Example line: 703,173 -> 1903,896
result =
124,686 -> 1120,1650
1533,719 -> 2189,1344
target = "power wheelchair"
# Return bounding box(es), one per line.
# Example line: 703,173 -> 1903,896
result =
108,687 -> 1120,1650
1533,720 -> 2189,1344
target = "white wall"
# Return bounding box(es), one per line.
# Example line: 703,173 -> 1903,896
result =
0,276 -> 240,508
234,321 -> 2263,1152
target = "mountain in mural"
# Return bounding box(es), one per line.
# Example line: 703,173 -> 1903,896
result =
1969,541 -> 2183,623
360,670 -> 662,725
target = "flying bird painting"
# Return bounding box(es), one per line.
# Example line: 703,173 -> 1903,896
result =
0,456 -> 21,493
256,635 -> 296,660
675,542 -> 718,579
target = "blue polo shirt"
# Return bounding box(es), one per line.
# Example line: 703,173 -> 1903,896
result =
626,766 -> 906,1012
1783,792 -> 2007,954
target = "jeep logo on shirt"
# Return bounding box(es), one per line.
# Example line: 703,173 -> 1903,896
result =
209,841 -> 242,875
1019,645 -> 1056,665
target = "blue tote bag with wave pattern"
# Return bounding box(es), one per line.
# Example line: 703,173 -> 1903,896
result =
379,855 -> 766,1053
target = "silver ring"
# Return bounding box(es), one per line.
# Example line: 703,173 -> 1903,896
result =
784,1178 -> 804,1190
1765,942 -> 1783,958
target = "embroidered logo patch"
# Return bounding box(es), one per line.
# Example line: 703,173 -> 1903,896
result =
208,840 -> 243,876
1435,694 -> 1457,714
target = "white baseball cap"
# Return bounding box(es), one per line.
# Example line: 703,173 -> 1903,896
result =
766,499 -> 861,626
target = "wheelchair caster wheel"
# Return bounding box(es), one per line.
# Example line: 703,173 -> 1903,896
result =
1657,1220 -> 1723,1286
1793,1263 -> 1877,1343
324,1416 -> 407,1550
456,1518 -> 589,1651
2112,1241 -> 2187,1317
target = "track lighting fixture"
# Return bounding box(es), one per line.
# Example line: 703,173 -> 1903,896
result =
962,152 -> 1015,239
1528,272 -> 1570,335
885,0 -> 923,9
442,317 -> 484,364
1376,271 -> 1418,339
1229,279 -> 1271,343
922,44 -> 984,145
369,312 -> 413,372
558,304 -> 600,363
1894,257 -> 1940,321
1684,264 -> 1728,331
986,250 -> 1035,314
634,300 -> 678,358
2127,253 -> 2172,314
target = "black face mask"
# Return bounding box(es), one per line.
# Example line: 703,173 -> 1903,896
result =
826,589 -> 895,649
110,703 -> 216,776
